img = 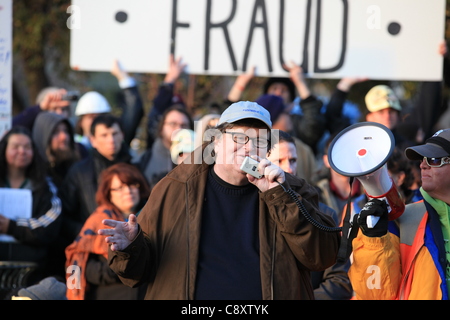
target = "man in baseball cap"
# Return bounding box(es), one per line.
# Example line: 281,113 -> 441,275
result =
365,85 -> 402,129
348,128 -> 450,300
217,100 -> 272,129
99,100 -> 339,300
364,85 -> 413,149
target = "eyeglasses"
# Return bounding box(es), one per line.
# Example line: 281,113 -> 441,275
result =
110,183 -> 140,193
224,132 -> 269,148
164,122 -> 190,129
423,156 -> 450,168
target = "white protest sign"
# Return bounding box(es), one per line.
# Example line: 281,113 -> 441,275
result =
0,188 -> 32,242
0,0 -> 12,139
69,0 -> 445,81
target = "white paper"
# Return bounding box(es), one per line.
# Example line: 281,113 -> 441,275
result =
0,188 -> 32,242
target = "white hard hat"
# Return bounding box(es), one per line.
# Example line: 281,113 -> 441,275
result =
75,91 -> 111,116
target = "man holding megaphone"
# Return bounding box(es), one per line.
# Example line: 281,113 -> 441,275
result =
348,129 -> 450,300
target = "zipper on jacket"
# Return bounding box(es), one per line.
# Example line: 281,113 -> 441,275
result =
185,183 -> 190,299
270,224 -> 276,300
399,253 -> 418,299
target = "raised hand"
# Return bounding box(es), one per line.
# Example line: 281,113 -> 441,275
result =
39,89 -> 69,111
336,77 -> 369,92
110,59 -> 129,82
227,66 -> 256,102
164,54 -> 187,84
98,213 -> 139,251
283,61 -> 310,99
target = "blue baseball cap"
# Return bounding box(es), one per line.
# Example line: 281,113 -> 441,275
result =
218,101 -> 272,129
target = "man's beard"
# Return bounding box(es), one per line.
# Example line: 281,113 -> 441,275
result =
48,146 -> 77,164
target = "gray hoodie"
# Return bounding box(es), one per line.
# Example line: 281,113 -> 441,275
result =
32,112 -> 79,187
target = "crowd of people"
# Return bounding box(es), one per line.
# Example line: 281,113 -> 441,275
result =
2,42 -> 450,301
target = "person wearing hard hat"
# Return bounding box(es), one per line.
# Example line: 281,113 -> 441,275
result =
75,60 -> 144,149
74,91 -> 112,149
75,60 -> 144,151
13,60 -> 143,153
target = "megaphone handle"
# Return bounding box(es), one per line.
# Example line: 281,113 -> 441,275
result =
366,215 -> 380,228
364,182 -> 405,228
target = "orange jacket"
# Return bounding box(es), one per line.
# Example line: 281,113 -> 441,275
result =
349,201 -> 447,300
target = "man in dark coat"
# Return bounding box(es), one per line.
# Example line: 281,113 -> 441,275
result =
59,114 -> 133,246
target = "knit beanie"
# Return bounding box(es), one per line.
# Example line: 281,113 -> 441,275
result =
263,77 -> 296,103
256,94 -> 287,124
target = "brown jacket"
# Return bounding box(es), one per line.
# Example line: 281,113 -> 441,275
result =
108,151 -> 340,300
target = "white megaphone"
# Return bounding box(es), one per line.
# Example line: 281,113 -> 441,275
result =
328,122 -> 405,228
